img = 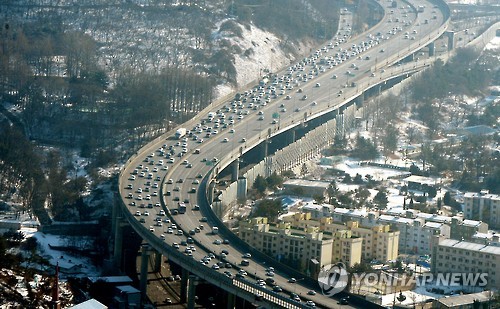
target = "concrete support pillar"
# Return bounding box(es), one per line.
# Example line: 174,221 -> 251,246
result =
226,291 -> 236,309
187,275 -> 198,309
153,250 -> 162,273
262,139 -> 269,158
355,93 -> 364,108
139,244 -> 150,303
112,193 -> 123,270
231,159 -> 239,182
428,41 -> 435,57
113,220 -> 123,270
447,31 -> 455,50
180,268 -> 189,303
289,129 -> 296,144
208,181 -> 216,203
237,177 -> 248,201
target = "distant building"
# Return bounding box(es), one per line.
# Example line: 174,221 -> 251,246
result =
449,217 -> 488,241
280,214 -> 399,262
464,190 -> 500,229
433,291 -> 496,309
332,207 -> 378,227
459,125 -> 497,137
69,299 -> 107,309
323,207 -> 488,255
239,217 -> 362,276
86,276 -> 133,287
282,179 -> 330,198
431,236 -> 500,289
403,175 -> 439,192
378,215 -> 449,255
112,285 -> 140,308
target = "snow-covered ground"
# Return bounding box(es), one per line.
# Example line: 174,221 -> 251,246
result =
21,227 -> 100,278
485,36 -> 500,50
332,160 -> 411,181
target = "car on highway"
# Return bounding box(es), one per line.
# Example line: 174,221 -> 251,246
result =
339,297 -> 349,305
265,278 -> 275,286
290,293 -> 300,302
272,285 -> 283,292
240,259 -> 250,266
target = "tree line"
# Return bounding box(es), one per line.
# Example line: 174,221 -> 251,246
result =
0,19 -> 215,152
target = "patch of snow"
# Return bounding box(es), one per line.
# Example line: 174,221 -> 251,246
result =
21,227 -> 100,277
333,159 -> 410,181
485,36 -> 500,50
232,24 -> 293,87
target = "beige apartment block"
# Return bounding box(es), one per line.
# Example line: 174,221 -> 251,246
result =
239,217 -> 362,275
281,213 -> 399,262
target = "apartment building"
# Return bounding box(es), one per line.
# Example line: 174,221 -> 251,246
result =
378,215 -> 450,255
282,179 -> 330,198
348,222 -> 399,262
449,217 -> 489,241
239,217 -> 362,275
464,191 -> 500,229
431,236 -> 500,289
323,207 -> 486,255
281,214 -> 399,262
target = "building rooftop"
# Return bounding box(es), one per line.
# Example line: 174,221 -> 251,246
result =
417,212 -> 451,223
462,219 -> 483,227
424,222 -> 443,229
333,207 -> 369,218
439,239 -> 500,255
378,214 -> 415,225
283,179 -> 331,189
116,285 -> 140,294
302,202 -> 332,212
404,175 -> 440,186
464,191 -> 500,200
69,299 -> 107,309
460,125 -> 497,136
87,276 -> 133,284
437,291 -> 493,306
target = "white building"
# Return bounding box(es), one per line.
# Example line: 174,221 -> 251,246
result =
464,191 -> 500,229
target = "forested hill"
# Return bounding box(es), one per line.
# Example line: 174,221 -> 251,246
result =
0,0 -> 376,150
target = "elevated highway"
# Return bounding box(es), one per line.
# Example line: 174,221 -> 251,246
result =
116,0 -> 451,308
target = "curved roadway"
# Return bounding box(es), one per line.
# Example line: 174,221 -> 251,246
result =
118,0 -> 450,308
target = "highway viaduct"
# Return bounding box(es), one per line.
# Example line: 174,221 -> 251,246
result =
113,0 -> 460,308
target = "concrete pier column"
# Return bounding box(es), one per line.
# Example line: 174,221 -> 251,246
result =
153,250 -> 162,273
447,31 -> 455,50
262,139 -> 269,158
226,291 -> 236,309
428,41 -> 435,57
231,159 -> 239,182
187,275 -> 198,309
139,244 -> 150,303
237,177 -> 248,200
180,268 -> 189,303
355,93 -> 364,108
113,221 -> 123,270
112,193 -> 123,269
289,129 -> 296,144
